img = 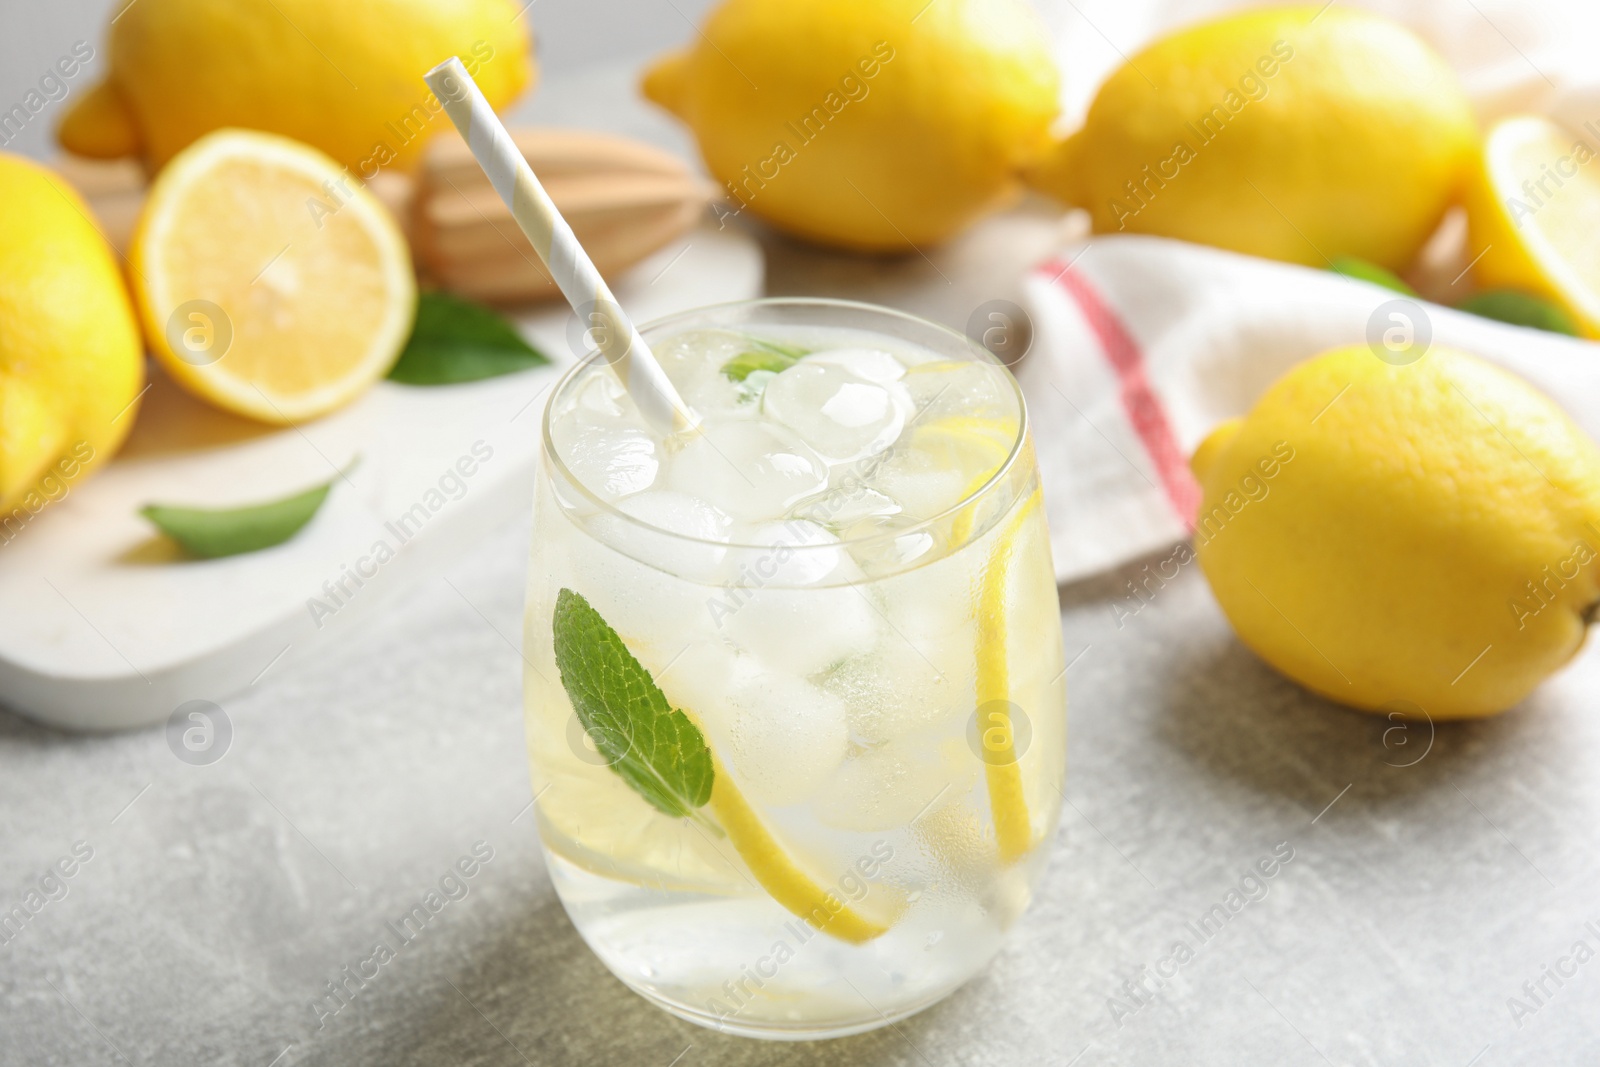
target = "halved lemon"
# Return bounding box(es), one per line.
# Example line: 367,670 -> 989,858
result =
131,129 -> 416,423
1465,115 -> 1600,338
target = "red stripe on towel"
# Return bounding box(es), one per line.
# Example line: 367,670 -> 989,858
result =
1040,260 -> 1201,528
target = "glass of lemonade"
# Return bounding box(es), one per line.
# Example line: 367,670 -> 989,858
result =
522,298 -> 1065,1039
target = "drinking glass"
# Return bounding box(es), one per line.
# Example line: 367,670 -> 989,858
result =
523,298 -> 1065,1039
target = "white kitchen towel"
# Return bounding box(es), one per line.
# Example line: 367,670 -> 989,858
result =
1018,235 -> 1600,583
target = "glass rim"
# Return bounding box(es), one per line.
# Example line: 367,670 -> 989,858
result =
539,297 -> 1031,554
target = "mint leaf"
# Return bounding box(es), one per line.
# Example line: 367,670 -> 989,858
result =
1328,256 -> 1416,296
1457,289 -> 1579,336
721,349 -> 798,382
141,462 -> 355,559
552,589 -> 713,817
388,291 -> 548,384
720,336 -> 811,382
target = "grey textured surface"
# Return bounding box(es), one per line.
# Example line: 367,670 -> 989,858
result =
3,11 -> 1600,1065
6,511 -> 1600,1066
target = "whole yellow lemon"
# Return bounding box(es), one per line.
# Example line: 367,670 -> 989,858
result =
641,0 -> 1059,252
0,154 -> 143,523
1029,6 -> 1477,270
58,0 -> 534,174
1191,345 -> 1600,719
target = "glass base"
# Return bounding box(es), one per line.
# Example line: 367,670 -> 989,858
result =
545,849 -> 1016,1041
626,974 -> 965,1041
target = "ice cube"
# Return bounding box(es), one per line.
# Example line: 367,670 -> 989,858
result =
697,653 -> 851,808
651,328 -> 749,416
571,369 -> 627,419
844,519 -> 937,578
822,643 -> 958,746
653,328 -> 746,385
762,362 -> 908,463
584,490 -> 731,582
821,565 -> 977,744
866,445 -> 970,522
710,522 -> 878,677
901,359 -> 1016,423
663,418 -> 827,521
550,417 -> 660,500
791,482 -> 902,531
723,519 -> 849,586
802,346 -> 907,384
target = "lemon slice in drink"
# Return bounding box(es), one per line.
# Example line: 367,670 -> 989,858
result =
1465,115 -> 1600,337
975,486 -> 1044,863
550,589 -> 896,943
534,744 -> 897,942
131,129 -> 416,423
704,751 -> 892,944
912,414 -> 1019,540
906,412 -> 1042,862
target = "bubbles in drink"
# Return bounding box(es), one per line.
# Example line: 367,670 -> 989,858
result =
812,736 -> 976,832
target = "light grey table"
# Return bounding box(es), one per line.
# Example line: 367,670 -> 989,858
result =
5,14 -> 1600,1066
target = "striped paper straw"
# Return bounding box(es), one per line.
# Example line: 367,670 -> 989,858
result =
423,57 -> 698,435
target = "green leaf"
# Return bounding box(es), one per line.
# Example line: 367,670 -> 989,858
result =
141,463 -> 355,559
1457,289 -> 1579,336
1328,256 -> 1417,296
388,291 -> 548,385
719,335 -> 812,382
551,588 -> 714,818
721,349 -> 798,382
